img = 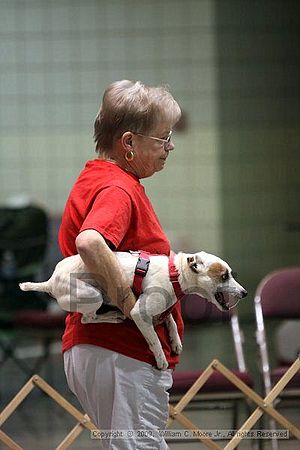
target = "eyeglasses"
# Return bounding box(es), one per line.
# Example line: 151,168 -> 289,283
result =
135,130 -> 173,149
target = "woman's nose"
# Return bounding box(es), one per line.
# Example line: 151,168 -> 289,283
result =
167,141 -> 175,151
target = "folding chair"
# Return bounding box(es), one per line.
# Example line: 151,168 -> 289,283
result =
254,266 -> 300,448
168,294 -> 254,435
0,205 -> 65,381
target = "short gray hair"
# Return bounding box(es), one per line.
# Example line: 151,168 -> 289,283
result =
94,80 -> 181,154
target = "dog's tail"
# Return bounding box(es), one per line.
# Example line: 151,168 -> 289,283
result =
19,281 -> 49,294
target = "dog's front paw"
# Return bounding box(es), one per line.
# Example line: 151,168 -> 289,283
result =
155,353 -> 169,370
171,338 -> 183,355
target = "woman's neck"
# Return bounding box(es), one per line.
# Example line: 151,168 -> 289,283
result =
97,150 -> 140,179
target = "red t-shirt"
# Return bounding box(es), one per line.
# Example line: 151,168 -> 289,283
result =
58,159 -> 184,368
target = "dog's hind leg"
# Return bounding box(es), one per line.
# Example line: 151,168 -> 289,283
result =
164,314 -> 182,355
130,301 -> 168,370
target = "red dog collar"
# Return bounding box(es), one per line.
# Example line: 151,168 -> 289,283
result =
168,253 -> 185,300
154,255 -> 184,324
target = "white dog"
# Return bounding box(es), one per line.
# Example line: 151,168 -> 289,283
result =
20,251 -> 247,369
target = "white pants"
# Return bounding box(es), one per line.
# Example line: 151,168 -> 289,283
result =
64,345 -> 173,450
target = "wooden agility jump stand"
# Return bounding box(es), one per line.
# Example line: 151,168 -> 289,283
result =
1,358 -> 299,449
0,374 -> 97,450
168,357 -> 300,450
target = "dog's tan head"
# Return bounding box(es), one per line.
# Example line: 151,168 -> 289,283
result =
184,251 -> 247,311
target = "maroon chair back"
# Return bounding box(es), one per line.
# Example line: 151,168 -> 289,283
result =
256,267 -> 300,318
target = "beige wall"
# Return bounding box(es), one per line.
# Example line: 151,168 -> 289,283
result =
0,0 -> 222,255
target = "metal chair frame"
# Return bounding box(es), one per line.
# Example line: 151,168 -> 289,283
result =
254,268 -> 300,399
254,267 -> 300,449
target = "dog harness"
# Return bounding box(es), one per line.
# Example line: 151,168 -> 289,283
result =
132,252 -> 185,323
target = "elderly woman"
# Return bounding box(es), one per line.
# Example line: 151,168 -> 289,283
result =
59,80 -> 183,450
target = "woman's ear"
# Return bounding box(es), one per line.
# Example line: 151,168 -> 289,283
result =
121,131 -> 133,150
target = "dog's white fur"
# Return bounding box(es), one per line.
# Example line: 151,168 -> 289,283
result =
20,251 -> 247,369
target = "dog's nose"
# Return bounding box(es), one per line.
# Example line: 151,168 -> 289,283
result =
242,290 -> 248,298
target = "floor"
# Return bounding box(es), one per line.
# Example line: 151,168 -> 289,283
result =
0,334 -> 299,450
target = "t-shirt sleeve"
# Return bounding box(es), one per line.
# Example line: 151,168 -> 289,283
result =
79,186 -> 132,248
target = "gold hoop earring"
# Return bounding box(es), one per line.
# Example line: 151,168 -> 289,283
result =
125,150 -> 135,162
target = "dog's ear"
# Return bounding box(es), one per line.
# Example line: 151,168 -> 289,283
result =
187,256 -> 202,274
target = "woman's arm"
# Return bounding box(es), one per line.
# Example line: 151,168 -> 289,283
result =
75,229 -> 136,318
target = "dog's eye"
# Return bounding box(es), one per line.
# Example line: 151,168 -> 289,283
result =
232,271 -> 238,280
221,271 -> 229,282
